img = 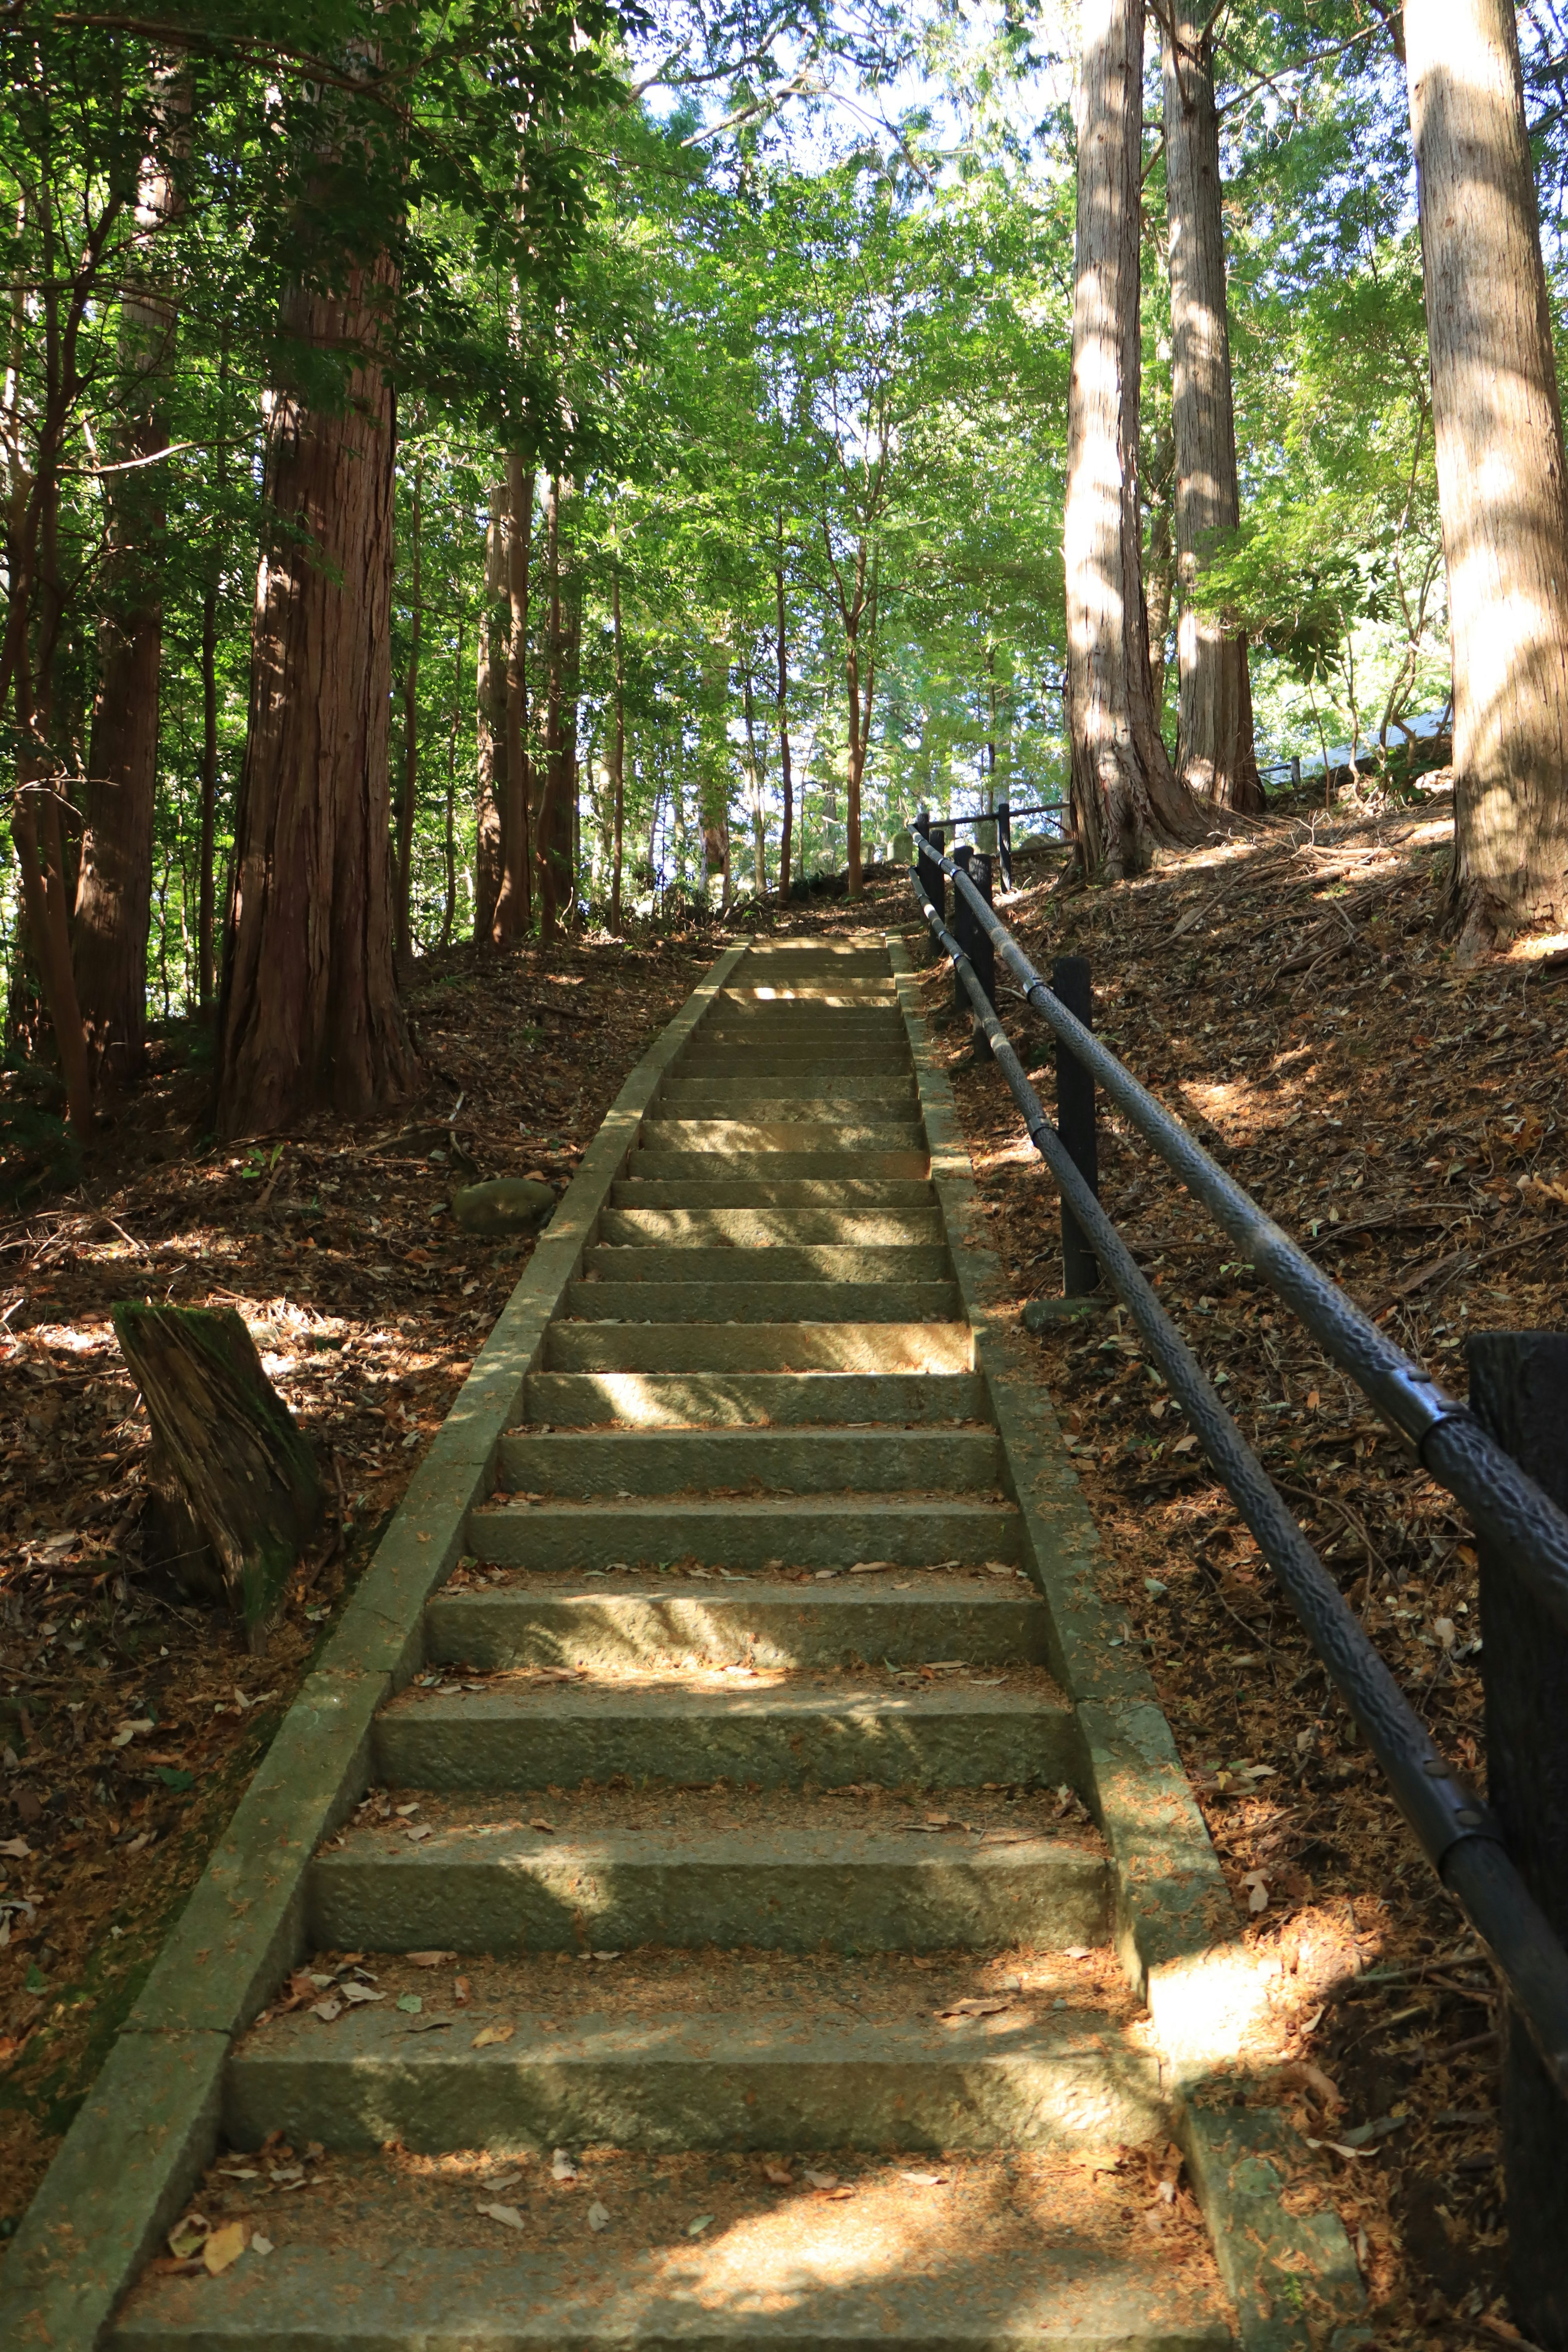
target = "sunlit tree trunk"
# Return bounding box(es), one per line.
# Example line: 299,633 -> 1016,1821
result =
776,535 -> 794,900
394,449 -> 423,968
474,486 -> 506,941
74,70 -> 189,1080
215,256 -> 418,1136
1143,419 -> 1175,725
537,477 -> 579,937
610,569 -> 625,932
1406,0 -> 1568,957
1160,4 -> 1261,813
492,450 -> 532,939
1065,0 -> 1204,876
441,613 -> 463,949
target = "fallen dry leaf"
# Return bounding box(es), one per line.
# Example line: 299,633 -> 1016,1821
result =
471,2023 -> 514,2049
477,2202 -> 524,2231
203,2222 -> 247,2276
762,2165 -> 792,2187
803,2168 -> 839,2189
407,1950 -> 456,1969
588,2200 -> 610,2232
935,1996 -> 1011,2020
551,2148 -> 579,2181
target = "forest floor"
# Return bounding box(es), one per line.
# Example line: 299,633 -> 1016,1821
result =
897,786 -> 1556,2352
0,926 -> 728,2229
1,804 -> 1554,2346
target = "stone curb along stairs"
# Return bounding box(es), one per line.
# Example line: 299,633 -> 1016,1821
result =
0,934 -> 1366,2351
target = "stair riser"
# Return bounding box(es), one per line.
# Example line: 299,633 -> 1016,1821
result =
543,1326 -> 974,1374
655,1100 -> 920,1124
522,1372 -> 990,1425
610,1178 -> 937,1207
596,1210 -> 944,1244
425,1592 -> 1042,1669
579,1247 -> 951,1283
372,1703 -> 1070,1791
466,1504 -> 1020,1570
309,1848 -> 1111,1958
661,1078 -> 917,1102
679,1054 -> 912,1075
628,1154 -> 931,1181
641,1123 -> 926,1152
563,1282 -> 960,1324
492,1429 -> 1000,1494
224,2048 -> 1160,2157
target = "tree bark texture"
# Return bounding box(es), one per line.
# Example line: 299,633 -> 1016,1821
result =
1406,0 -> 1568,956
1143,419 -> 1175,724
73,82 -> 189,1081
610,569 -> 625,931
474,485 -> 506,942
1065,0 -> 1204,877
1160,6 -> 1263,814
492,450 -> 532,940
215,258 -> 418,1137
776,538 -> 794,899
114,1301 -> 325,1647
537,477 -> 579,937
394,449 -> 423,969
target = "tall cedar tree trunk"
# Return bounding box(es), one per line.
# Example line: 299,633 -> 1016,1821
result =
394,450 -> 422,967
197,336 -> 231,1011
441,614 -> 463,947
474,484 -> 506,940
215,255 -> 418,1136
776,529 -> 794,898
1160,4 -> 1263,812
610,570 -> 625,931
74,72 -> 189,1081
743,668 -> 766,893
492,452 -> 532,938
1065,0 -> 1205,875
1143,417 -> 1176,723
1406,0 -> 1568,957
537,477 -> 579,936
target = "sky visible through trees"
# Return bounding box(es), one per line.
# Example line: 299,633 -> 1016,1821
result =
7,0 -> 1568,1138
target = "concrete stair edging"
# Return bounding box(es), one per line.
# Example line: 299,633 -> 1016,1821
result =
0,943 -> 752,2352
886,933 -> 1368,2352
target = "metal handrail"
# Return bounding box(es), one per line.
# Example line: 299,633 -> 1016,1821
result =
914,829 -> 1568,1637
907,832 -> 1568,2096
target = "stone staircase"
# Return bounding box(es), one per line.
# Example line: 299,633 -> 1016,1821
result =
112,937 -> 1232,2349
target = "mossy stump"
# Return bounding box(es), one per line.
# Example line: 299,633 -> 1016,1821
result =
113,1302 -> 325,1650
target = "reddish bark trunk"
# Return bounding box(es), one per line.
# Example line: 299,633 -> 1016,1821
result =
214,257 -> 418,1137
492,451 -> 532,940
776,531 -> 794,900
474,485 -> 506,942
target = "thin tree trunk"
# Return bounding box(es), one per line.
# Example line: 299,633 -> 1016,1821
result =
1065,0 -> 1205,877
776,531 -> 793,899
74,69 -> 190,1081
1405,0 -> 1568,958
537,475 -> 570,937
441,612 -> 463,948
610,569 -> 625,932
1143,417 -> 1176,725
215,254 -> 418,1136
492,450 -> 532,939
474,485 -> 506,942
198,579 -> 219,1009
1161,3 -> 1263,813
394,449 -> 423,968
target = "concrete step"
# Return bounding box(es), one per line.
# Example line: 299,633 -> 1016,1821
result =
543,1323 -> 973,1374
579,1246 -> 951,1285
221,2003 -> 1158,2158
373,1670 -> 1070,1791
309,1786 -> 1107,1954
113,2156 -> 1230,2350
610,1178 -> 937,1208
626,1153 -> 931,1182
425,1574 -> 1038,1667
661,1074 -> 916,1101
562,1281 -> 960,1325
466,1495 -> 1019,1571
522,1370 -> 990,1425
492,1428 -> 1000,1494
679,1049 -> 912,1074
640,1120 -> 927,1152
596,1208 -> 944,1244
656,1094 -> 920,1122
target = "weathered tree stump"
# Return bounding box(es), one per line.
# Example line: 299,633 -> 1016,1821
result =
114,1303 -> 325,1650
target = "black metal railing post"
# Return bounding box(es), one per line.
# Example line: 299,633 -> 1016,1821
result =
1464,1334 -> 1568,2346
998,801 -> 1013,892
930,822 -> 946,927
1053,954 -> 1100,1296
969,847 -> 996,1061
952,844 -> 976,1019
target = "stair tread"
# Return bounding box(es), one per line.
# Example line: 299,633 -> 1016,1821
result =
322,1782 -> 1099,1868
381,1664 -> 1067,1717
115,2151 -> 1231,2350
521,1372 -> 988,1426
